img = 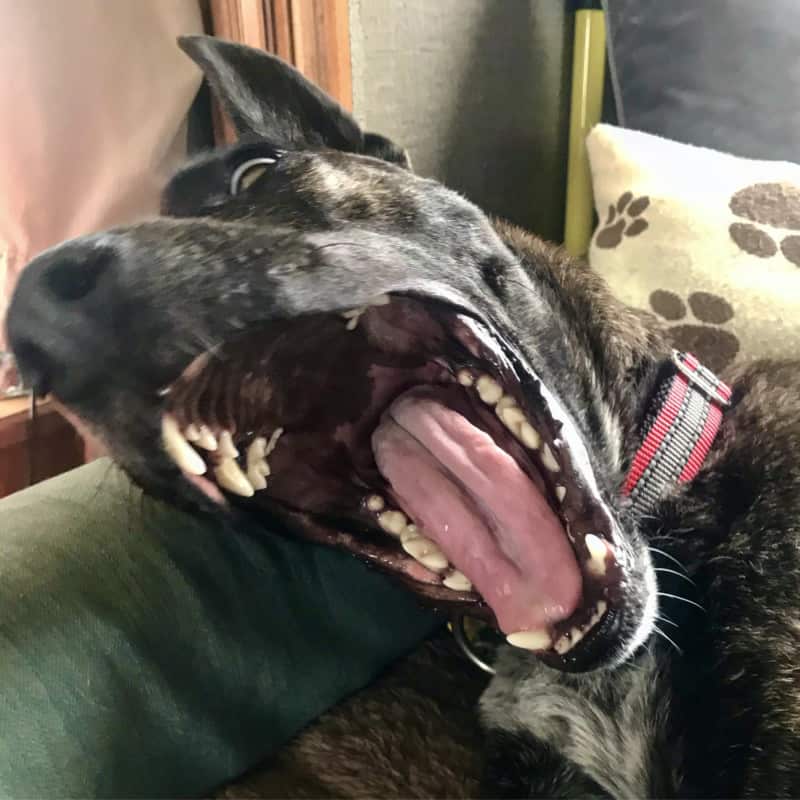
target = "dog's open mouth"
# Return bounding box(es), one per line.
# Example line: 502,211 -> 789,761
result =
160,295 -> 625,668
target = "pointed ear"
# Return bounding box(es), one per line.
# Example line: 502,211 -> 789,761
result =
178,35 -> 410,168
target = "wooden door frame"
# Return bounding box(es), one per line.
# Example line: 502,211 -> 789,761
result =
205,0 -> 352,142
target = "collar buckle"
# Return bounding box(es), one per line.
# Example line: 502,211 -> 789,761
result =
671,350 -> 732,409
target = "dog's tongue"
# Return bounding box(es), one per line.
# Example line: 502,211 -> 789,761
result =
372,392 -> 582,634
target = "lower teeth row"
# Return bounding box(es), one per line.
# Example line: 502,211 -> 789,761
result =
367,495 -> 473,593
506,598 -> 608,655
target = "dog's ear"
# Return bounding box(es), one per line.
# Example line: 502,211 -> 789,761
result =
178,35 -> 411,168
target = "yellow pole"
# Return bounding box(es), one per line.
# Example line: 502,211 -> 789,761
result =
563,2 -> 606,258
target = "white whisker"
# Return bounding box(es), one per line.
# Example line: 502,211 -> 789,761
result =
654,567 -> 696,586
658,592 -> 706,613
653,624 -> 683,656
655,614 -> 679,629
649,546 -> 690,573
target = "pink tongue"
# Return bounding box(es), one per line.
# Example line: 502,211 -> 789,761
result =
372,393 -> 582,634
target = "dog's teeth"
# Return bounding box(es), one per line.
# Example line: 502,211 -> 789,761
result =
418,551 -> 449,572
246,437 -> 269,491
366,494 -> 385,512
591,600 -> 608,624
585,534 -> 608,576
342,307 -> 365,330
264,427 -> 284,456
214,458 -> 255,497
402,535 -> 446,571
378,510 -> 408,536
519,422 -> 541,450
184,423 -> 201,442
195,425 -> 218,451
499,405 -> 526,432
457,369 -> 475,387
370,294 -> 391,306
218,430 -> 239,459
540,443 -> 560,473
400,524 -> 418,542
556,626 -> 587,654
476,375 -> 503,405
495,395 -> 516,412
443,570 -> 472,592
555,485 -> 567,503
496,398 -> 527,431
506,629 -> 552,651
162,415 -> 207,476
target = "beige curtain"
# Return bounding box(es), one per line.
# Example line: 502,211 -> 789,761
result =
0,0 -> 204,390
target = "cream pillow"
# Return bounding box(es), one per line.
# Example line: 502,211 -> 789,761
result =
586,124 -> 800,373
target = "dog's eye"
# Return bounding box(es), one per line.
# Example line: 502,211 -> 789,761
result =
230,157 -> 277,196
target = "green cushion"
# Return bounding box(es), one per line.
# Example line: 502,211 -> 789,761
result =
0,459 -> 439,798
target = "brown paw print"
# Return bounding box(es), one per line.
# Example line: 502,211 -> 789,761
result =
728,182 -> 800,268
595,191 -> 650,248
649,289 -> 740,373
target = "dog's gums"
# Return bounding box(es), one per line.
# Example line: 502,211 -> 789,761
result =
158,295 -> 624,668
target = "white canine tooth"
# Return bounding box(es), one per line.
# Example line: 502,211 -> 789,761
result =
519,422 -> 541,450
246,437 -> 269,491
248,472 -> 268,491
196,426 -> 218,451
506,629 -> 552,651
378,510 -> 407,536
443,570 -> 472,592
541,442 -> 560,473
585,534 -> 608,576
264,427 -> 284,456
162,415 -> 207,476
214,458 -> 255,497
555,485 -> 567,503
369,294 -> 391,306
366,494 -> 385,512
457,369 -> 475,387
218,430 -> 239,459
476,374 -> 503,405
184,423 -> 201,442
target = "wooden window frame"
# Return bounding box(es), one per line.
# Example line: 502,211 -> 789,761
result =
205,0 -> 352,143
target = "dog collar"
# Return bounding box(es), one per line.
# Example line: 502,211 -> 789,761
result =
622,351 -> 732,514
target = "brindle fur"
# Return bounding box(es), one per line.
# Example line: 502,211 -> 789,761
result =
8,37 -> 800,798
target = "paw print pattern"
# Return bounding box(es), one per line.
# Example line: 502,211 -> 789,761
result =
728,182 -> 800,268
649,289 -> 740,373
595,191 -> 650,248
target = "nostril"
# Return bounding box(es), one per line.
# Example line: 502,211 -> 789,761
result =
44,246 -> 113,302
11,339 -> 54,395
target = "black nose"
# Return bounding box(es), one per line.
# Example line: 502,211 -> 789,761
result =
7,237 -> 117,399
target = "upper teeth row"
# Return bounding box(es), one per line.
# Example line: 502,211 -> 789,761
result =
162,414 -> 282,498
458,370 -> 562,477
506,598 -> 608,655
368,495 -> 473,593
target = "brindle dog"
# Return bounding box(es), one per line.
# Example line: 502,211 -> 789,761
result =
7,37 -> 800,798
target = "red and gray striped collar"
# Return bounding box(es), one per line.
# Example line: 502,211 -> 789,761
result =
622,351 -> 732,514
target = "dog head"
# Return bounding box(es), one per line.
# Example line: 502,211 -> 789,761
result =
7,36 -> 662,672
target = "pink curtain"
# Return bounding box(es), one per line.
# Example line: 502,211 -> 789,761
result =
1,0 -> 204,392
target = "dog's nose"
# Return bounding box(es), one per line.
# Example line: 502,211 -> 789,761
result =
7,237 -> 117,398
